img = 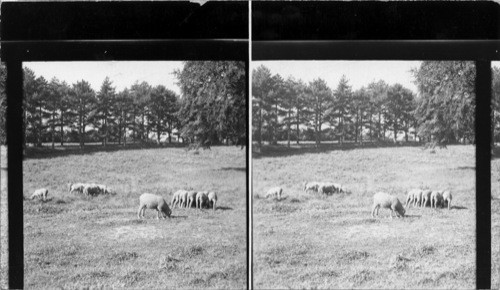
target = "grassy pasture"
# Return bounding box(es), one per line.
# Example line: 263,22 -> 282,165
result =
23,146 -> 247,289
253,145 -> 489,289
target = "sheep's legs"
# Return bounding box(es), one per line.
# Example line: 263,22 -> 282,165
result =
137,206 -> 144,219
371,205 -> 379,218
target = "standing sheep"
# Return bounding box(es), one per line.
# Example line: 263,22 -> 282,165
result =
137,193 -> 172,219
303,182 -> 320,193
430,190 -> 444,209
186,191 -> 198,208
196,191 -> 209,209
266,187 -> 283,200
171,190 -> 187,209
83,184 -> 108,196
442,191 -> 452,210
207,191 -> 218,211
30,188 -> 48,201
371,192 -> 406,218
405,191 -> 415,208
178,190 -> 189,208
412,190 -> 423,207
69,183 -> 85,194
421,190 -> 432,207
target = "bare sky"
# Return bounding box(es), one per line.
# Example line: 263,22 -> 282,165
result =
253,61 -> 421,94
23,61 -> 184,95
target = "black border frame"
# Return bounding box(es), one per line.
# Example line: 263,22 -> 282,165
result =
1,2 -> 249,289
252,2 -> 497,289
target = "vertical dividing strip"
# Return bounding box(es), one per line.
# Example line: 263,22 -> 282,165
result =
475,60 -> 492,289
6,60 -> 24,289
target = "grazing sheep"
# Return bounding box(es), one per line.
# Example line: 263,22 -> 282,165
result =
186,190 -> 198,208
431,190 -> 444,209
196,191 -> 209,209
303,182 -> 320,192
266,187 -> 283,200
333,183 -> 344,193
170,190 -> 186,208
137,193 -> 172,219
442,191 -> 452,210
421,190 -> 432,207
69,183 -> 85,194
30,188 -> 48,201
413,190 -> 423,207
207,191 -> 218,211
318,183 -> 337,195
83,184 -> 108,196
371,192 -> 406,218
178,190 -> 189,208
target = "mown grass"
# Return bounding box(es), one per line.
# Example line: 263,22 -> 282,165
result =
23,146 -> 247,289
253,145 -> 480,289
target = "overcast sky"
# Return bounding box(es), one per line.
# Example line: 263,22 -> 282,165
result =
23,61 -> 184,95
253,61 -> 421,94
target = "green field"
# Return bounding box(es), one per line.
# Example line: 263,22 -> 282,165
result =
23,146 -> 247,289
253,144 -> 495,289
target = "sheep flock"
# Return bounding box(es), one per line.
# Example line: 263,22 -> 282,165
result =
28,182 -> 221,220
265,182 -> 455,219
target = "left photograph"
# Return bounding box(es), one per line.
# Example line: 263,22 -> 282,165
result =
21,61 -> 247,288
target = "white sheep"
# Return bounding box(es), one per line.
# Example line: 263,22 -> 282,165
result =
442,191 -> 452,210
196,191 -> 209,209
178,190 -> 189,208
170,190 -> 186,208
421,190 -> 432,207
137,193 -> 172,219
371,192 -> 406,218
333,183 -> 344,193
207,191 -> 218,211
266,187 -> 283,200
69,183 -> 85,194
303,182 -> 320,192
186,191 -> 198,208
30,188 -> 48,201
412,189 -> 423,207
431,190 -> 444,209
405,190 -> 415,208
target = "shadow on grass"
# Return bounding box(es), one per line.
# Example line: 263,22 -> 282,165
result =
451,206 -> 468,210
24,142 -> 187,160
253,141 -> 436,159
219,167 -> 247,172
404,214 -> 422,218
171,215 -> 188,219
455,166 -> 475,170
215,206 -> 233,211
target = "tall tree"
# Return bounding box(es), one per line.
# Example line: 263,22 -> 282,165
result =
71,80 -> 95,149
46,77 -> 63,149
130,81 -> 151,142
148,85 -> 179,144
94,77 -> 116,147
176,61 -> 246,147
292,79 -> 309,144
281,76 -> 298,148
331,76 -> 352,145
385,83 -> 416,143
412,61 -> 475,144
308,78 -> 331,147
367,80 -> 389,141
252,65 -> 273,149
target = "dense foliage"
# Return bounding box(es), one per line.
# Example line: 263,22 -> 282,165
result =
176,61 -> 246,147
252,61 -> 495,149
0,61 -> 245,148
252,65 -> 418,148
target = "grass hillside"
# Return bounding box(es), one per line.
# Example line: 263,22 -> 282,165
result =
23,146 -> 247,289
253,145 -> 487,289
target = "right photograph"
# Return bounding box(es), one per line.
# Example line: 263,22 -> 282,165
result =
252,61 -> 477,289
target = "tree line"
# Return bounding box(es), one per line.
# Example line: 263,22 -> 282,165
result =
253,61 -> 497,149
0,61 -> 246,149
